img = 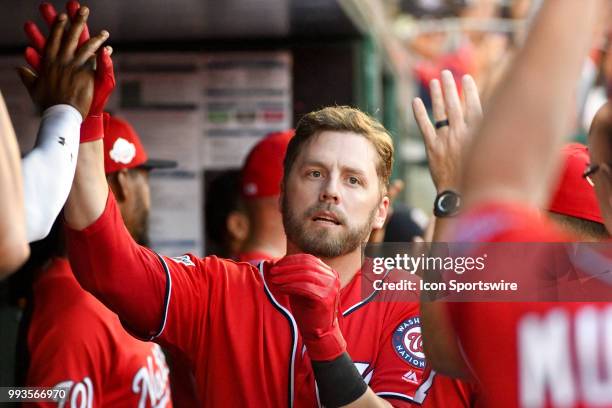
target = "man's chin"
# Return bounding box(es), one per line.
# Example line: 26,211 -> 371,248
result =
297,235 -> 349,258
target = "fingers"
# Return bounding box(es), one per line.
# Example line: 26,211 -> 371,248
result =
39,2 -> 58,28
24,21 -> 46,53
412,97 -> 437,150
59,6 -> 89,63
273,281 -> 329,300
271,260 -> 332,276
429,79 -> 446,123
96,46 -> 115,80
24,47 -> 42,72
440,70 -> 464,127
268,268 -> 335,287
66,1 -> 90,45
16,66 -> 37,95
44,13 -> 68,61
462,75 -> 483,127
73,30 -> 109,67
268,269 -> 336,300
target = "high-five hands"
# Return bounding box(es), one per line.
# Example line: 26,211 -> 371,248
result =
22,1 -> 115,141
268,254 -> 346,361
412,70 -> 483,193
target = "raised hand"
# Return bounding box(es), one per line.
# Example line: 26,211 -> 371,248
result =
268,254 -> 346,361
18,7 -> 109,119
22,1 -> 115,141
412,70 -> 483,193
24,1 -> 90,72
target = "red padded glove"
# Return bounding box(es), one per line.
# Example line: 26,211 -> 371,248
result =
268,254 -> 346,361
23,1 -> 114,142
79,46 -> 114,142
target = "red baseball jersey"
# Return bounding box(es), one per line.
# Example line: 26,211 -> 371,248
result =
445,202 -> 612,408
423,375 -> 480,408
236,250 -> 274,263
26,258 -> 173,407
129,256 -> 435,407
66,191 -> 440,407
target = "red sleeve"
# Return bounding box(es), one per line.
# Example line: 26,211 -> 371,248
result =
369,302 -> 433,407
26,313 -> 108,407
65,191 -> 169,338
151,253 -> 212,356
65,192 -> 244,358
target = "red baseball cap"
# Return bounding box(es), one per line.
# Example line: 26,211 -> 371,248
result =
241,130 -> 294,198
103,113 -> 177,174
548,143 -> 603,223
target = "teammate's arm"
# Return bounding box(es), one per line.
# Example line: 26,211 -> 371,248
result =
21,105 -> 81,242
36,4 -> 170,337
17,5 -> 108,243
20,3 -> 167,337
0,92 -> 29,278
460,0 -> 604,210
412,71 -> 482,378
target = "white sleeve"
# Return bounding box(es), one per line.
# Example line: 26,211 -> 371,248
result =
21,104 -> 82,242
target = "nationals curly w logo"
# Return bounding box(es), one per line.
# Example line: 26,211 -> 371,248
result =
406,331 -> 423,354
392,317 -> 426,369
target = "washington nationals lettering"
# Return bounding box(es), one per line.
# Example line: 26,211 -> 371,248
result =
132,345 -> 171,408
392,317 -> 426,369
55,377 -> 93,408
54,345 -> 171,407
519,306 -> 612,407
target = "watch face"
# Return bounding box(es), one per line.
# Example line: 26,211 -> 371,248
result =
439,193 -> 459,212
435,191 -> 461,216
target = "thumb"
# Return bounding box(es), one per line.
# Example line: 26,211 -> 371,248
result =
16,66 -> 37,95
96,46 -> 115,84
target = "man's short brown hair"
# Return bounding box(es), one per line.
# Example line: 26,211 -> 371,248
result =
283,106 -> 394,193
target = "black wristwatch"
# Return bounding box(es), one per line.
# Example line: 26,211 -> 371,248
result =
433,190 -> 462,217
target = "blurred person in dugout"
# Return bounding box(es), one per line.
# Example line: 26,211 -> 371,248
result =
409,0 -> 511,106
547,143 -> 609,241
17,113 -> 194,407
204,169 -> 249,259
237,129 -> 293,263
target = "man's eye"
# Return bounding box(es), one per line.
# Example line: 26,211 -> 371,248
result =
348,176 -> 360,185
310,170 -> 321,178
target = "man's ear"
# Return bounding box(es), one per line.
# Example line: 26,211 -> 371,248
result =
226,211 -> 250,241
372,195 -> 390,230
107,169 -> 131,203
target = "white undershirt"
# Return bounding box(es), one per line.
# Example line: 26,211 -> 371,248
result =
22,104 -> 82,242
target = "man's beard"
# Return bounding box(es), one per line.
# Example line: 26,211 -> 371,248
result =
282,195 -> 377,258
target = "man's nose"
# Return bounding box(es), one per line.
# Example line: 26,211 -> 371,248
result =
319,177 -> 340,205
